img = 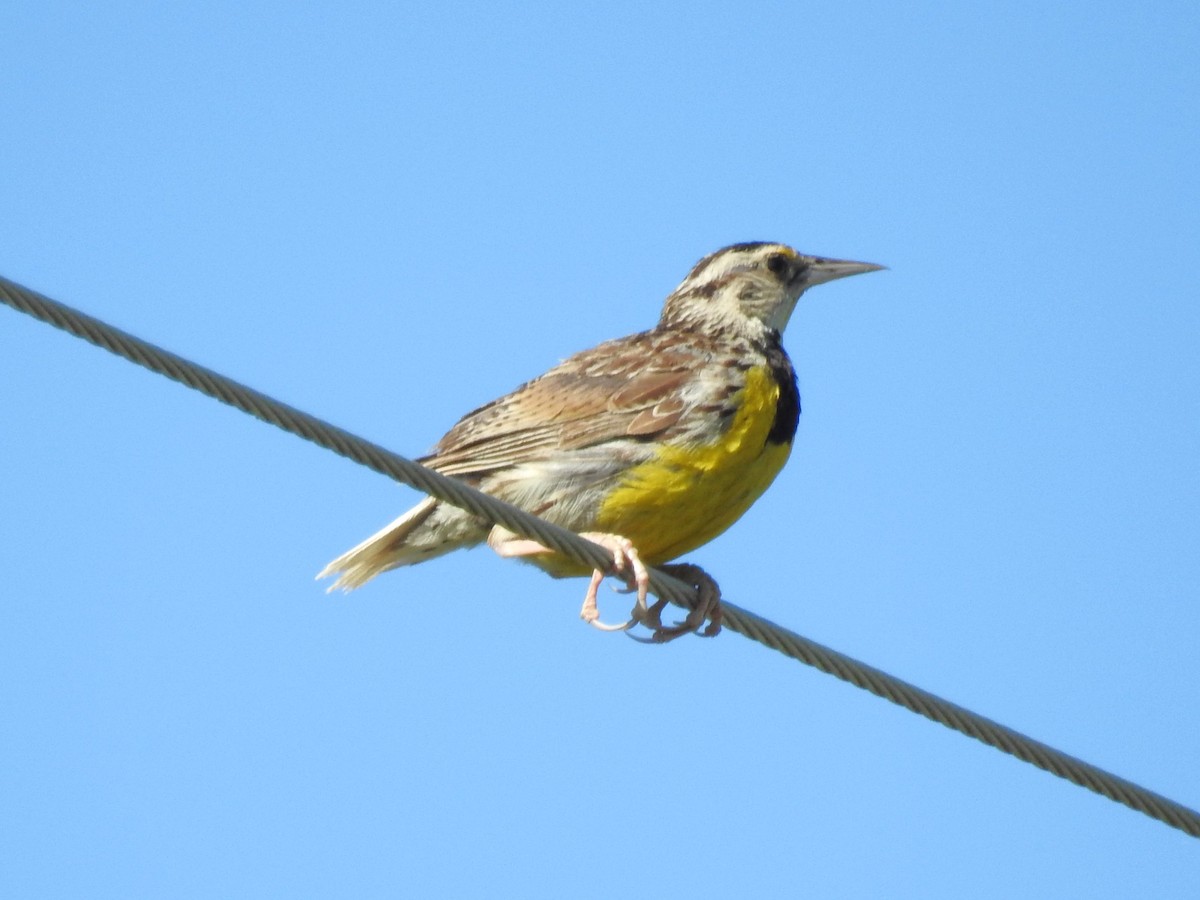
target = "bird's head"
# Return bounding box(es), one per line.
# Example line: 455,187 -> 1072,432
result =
658,242 -> 883,340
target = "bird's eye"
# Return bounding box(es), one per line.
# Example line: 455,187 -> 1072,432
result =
766,253 -> 790,278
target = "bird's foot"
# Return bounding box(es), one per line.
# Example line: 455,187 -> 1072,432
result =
576,532 -> 647,632
627,562 -> 723,643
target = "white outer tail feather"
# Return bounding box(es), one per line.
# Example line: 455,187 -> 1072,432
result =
318,497 -> 442,591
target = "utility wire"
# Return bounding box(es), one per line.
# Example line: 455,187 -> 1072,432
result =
3,273 -> 1198,840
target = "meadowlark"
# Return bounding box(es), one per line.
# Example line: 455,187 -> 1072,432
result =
320,242 -> 882,641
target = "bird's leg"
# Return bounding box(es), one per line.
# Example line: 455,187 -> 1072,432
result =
486,530 -> 647,632
633,562 -> 723,642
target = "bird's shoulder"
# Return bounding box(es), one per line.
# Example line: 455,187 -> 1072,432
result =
425,328 -> 766,476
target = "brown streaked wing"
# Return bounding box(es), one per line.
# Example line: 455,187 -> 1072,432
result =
425,331 -> 709,477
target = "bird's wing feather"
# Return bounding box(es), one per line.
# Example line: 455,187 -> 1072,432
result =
425,331 -> 718,478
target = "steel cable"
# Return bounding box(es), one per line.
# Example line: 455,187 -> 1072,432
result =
2,273 -> 1197,839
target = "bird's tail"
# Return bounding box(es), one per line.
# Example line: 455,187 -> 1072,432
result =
318,497 -> 481,591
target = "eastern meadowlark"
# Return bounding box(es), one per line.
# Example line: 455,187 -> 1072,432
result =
320,242 -> 882,641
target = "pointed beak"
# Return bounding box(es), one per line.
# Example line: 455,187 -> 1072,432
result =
804,256 -> 886,287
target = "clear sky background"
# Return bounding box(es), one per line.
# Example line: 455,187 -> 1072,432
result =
2,2 -> 1198,897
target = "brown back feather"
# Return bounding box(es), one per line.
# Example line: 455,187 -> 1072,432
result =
424,330 -> 717,478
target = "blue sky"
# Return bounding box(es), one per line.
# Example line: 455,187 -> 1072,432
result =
2,2 -> 1198,896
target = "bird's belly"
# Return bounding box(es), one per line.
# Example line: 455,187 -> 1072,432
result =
593,365 -> 792,564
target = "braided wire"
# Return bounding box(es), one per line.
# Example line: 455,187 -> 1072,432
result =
2,273 -> 1197,839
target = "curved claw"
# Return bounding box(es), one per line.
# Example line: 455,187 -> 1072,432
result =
623,630 -> 659,644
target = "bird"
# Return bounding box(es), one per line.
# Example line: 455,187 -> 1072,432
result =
319,242 -> 882,641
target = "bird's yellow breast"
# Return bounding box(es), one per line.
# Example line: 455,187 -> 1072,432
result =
593,364 -> 792,564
